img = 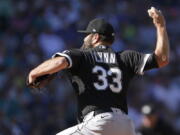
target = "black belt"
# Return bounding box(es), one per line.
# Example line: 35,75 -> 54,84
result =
80,107 -> 117,122
93,108 -> 113,116
79,106 -> 127,123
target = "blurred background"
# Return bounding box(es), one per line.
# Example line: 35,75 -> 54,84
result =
0,0 -> 179,135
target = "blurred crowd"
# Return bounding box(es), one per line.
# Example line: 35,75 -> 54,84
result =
0,0 -> 179,135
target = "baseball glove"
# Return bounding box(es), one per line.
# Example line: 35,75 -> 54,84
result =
27,73 -> 57,89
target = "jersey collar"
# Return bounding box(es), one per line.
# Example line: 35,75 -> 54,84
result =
96,45 -> 108,49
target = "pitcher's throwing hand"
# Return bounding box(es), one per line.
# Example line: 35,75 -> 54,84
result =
148,7 -> 166,27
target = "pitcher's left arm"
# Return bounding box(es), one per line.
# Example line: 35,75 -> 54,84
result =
28,56 -> 69,84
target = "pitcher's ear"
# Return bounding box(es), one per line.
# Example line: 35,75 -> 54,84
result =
92,33 -> 100,44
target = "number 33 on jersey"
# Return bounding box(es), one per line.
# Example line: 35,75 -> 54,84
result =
92,65 -> 122,93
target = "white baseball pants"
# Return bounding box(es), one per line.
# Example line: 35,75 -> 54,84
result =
56,108 -> 136,135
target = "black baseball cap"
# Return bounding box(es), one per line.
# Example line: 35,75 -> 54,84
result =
78,18 -> 115,37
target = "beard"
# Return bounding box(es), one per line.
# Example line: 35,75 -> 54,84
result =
81,43 -> 93,49
80,37 -> 93,49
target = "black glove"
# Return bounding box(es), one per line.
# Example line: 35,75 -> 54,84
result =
27,73 -> 57,89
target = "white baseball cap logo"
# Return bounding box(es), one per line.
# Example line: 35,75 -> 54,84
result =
92,29 -> 96,32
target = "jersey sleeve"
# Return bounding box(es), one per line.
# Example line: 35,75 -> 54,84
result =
120,50 -> 158,75
52,49 -> 83,69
